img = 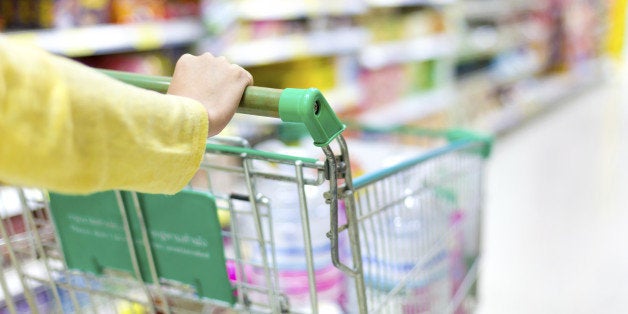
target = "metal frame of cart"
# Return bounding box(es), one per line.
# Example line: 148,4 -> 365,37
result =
0,72 -> 491,314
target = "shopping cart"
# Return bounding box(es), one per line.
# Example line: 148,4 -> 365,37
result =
0,71 -> 491,314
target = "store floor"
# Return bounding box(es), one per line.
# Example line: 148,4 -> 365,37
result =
478,65 -> 628,314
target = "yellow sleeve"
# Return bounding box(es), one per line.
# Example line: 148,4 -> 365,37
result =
0,37 -> 209,195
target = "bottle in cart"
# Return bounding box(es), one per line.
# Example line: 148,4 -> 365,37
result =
359,187 -> 452,314
249,123 -> 345,313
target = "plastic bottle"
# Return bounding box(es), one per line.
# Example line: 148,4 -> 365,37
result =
397,189 -> 451,314
248,123 -> 345,313
345,141 -> 452,313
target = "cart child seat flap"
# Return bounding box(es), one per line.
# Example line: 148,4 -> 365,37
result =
48,190 -> 235,305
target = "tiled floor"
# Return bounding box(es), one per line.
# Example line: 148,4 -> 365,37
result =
477,66 -> 628,314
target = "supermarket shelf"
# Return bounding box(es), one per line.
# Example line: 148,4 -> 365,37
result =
357,87 -> 454,125
463,1 -> 511,19
458,42 -> 520,63
236,0 -> 367,19
482,66 -> 601,134
458,60 -> 543,87
220,27 -> 369,66
490,62 -> 544,86
367,0 -> 457,7
456,22 -> 537,63
463,0 -> 543,20
4,18 -> 205,57
360,34 -> 456,69
457,36 -> 523,62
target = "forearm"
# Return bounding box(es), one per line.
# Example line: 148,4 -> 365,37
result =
0,38 -> 208,194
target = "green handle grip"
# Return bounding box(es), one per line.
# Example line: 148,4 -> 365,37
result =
101,69 -> 282,118
101,69 -> 345,146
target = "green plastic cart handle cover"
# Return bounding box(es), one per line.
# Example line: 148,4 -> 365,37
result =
101,70 -> 345,147
278,88 -> 346,147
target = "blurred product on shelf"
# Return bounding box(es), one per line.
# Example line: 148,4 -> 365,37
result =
246,57 -> 337,91
138,1 -> 459,128
0,0 -> 610,134
77,50 -> 176,75
75,0 -> 112,26
0,0 -> 200,30
410,60 -> 438,91
534,0 -> 600,73
1,0 -> 110,29
200,0 -> 367,29
110,0 -> 168,23
409,109 -> 451,130
350,58 -> 448,128
562,0 -> 598,68
240,52 -> 446,127
165,0 -> 199,18
361,6 -> 445,43
199,10 -> 365,64
453,72 -> 498,127
454,0 -> 607,134
358,60 -> 438,110
111,0 -> 199,23
353,87 -> 454,129
359,64 -> 408,110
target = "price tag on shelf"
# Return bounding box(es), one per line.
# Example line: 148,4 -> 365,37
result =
6,32 -> 38,48
60,29 -> 96,57
134,24 -> 164,51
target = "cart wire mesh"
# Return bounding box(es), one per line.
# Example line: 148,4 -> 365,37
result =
0,130 -> 489,314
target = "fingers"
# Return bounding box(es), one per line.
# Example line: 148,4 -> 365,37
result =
232,63 -> 254,86
168,53 -> 253,137
186,53 -> 252,86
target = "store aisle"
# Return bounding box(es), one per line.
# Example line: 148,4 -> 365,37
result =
478,66 -> 628,314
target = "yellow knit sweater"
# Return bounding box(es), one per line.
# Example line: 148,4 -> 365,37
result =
0,37 -> 209,194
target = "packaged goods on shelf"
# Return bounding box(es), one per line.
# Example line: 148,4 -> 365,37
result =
111,0 -> 200,23
75,0 -> 112,26
0,1 -> 34,29
409,60 -> 438,92
355,87 -> 454,127
245,57 -> 337,91
361,6 -> 445,43
165,0 -> 199,19
562,0 -> 599,67
1,0 -> 111,29
112,0 -> 200,23
358,64 -> 408,110
0,0 -> 97,29
0,0 -> 200,30
409,109 -> 451,130
232,0 -> 367,20
77,50 -> 176,75
489,47 -> 544,84
354,7 -> 451,72
199,12 -> 364,66
357,59 -> 443,112
454,72 -> 500,127
111,0 -> 167,23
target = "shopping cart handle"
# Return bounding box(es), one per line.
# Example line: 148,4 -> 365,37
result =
101,69 -> 345,147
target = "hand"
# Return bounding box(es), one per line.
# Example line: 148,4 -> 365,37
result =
168,53 -> 253,137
